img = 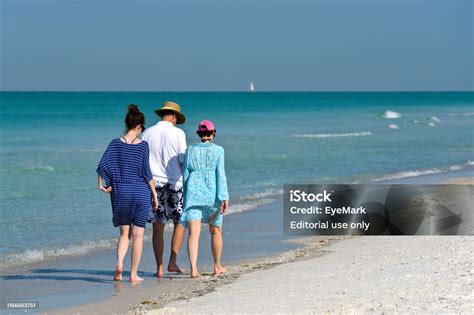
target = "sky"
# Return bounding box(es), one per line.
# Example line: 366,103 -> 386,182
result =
0,0 -> 472,91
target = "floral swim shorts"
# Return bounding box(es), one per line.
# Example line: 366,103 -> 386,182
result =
148,183 -> 183,224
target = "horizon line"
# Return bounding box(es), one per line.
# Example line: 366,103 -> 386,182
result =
1,90 -> 473,93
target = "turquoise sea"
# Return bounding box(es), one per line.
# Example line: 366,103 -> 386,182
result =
0,92 -> 473,267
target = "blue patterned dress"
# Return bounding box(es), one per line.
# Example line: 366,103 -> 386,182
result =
179,142 -> 229,227
96,138 -> 153,228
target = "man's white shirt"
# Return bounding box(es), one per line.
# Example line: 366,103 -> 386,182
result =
142,121 -> 187,188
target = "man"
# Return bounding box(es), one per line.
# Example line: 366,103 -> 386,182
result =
142,101 -> 187,277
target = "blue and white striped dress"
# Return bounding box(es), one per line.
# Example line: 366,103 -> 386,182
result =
97,138 -> 153,228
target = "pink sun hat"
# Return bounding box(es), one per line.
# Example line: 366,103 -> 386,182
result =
197,120 -> 216,132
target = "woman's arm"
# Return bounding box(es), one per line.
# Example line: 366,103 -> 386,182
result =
143,143 -> 158,211
216,147 -> 229,213
97,142 -> 112,192
148,180 -> 159,211
182,149 -> 190,196
98,175 -> 112,193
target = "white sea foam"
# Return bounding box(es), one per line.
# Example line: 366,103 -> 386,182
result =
1,239 -> 117,267
371,161 -> 473,182
427,122 -> 436,127
238,188 -> 283,200
387,124 -> 399,129
429,116 -> 441,123
0,236 -> 155,269
449,165 -> 462,171
230,198 -> 277,214
228,188 -> 283,214
26,165 -> 55,172
382,111 -> 402,119
292,132 -> 372,138
449,112 -> 474,117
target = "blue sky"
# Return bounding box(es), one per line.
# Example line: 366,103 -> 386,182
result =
1,0 -> 472,91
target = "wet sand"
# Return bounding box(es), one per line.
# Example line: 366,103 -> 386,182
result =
51,236 -> 343,314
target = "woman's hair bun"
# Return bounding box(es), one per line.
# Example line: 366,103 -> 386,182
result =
128,104 -> 140,113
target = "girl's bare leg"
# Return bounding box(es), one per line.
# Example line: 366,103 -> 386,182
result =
209,224 -> 228,275
130,226 -> 145,282
187,220 -> 201,278
115,225 -> 131,281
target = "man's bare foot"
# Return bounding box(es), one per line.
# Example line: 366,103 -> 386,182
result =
213,265 -> 228,275
156,264 -> 164,278
130,275 -> 144,282
191,271 -> 201,279
114,265 -> 123,281
168,262 -> 186,273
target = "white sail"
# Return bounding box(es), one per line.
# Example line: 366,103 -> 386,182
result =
250,82 -> 255,92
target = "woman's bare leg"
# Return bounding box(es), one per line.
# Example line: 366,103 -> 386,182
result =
187,220 -> 201,278
115,225 -> 131,281
130,226 -> 145,282
209,224 -> 228,275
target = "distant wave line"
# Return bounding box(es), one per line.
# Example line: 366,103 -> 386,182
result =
292,131 -> 372,138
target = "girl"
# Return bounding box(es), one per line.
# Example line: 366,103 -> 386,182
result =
179,120 -> 230,278
97,104 -> 158,282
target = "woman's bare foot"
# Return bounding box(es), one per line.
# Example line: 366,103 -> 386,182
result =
168,262 -> 186,274
190,271 -> 201,278
130,275 -> 144,282
156,264 -> 164,278
114,265 -> 123,281
213,265 -> 228,275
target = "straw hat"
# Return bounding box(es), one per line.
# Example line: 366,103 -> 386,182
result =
154,101 -> 186,124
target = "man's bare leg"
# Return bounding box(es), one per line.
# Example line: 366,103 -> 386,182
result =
152,222 -> 165,277
168,222 -> 186,273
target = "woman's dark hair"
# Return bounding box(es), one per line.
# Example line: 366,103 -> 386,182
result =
125,104 -> 146,131
196,130 -> 216,137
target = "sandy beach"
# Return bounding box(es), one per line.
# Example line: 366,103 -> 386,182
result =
154,236 -> 473,314
444,177 -> 474,185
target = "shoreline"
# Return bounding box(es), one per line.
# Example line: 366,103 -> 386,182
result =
2,164 -> 472,272
52,235 -> 346,314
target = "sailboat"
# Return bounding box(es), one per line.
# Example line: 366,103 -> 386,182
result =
249,82 -> 255,92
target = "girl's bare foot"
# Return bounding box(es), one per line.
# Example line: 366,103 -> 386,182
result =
114,265 -> 123,281
130,275 -> 144,282
168,262 -> 186,274
213,265 -> 228,275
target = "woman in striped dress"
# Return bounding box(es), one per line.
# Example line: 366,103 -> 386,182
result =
97,104 -> 158,282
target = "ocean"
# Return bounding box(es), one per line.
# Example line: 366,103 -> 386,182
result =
1,92 -> 473,268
